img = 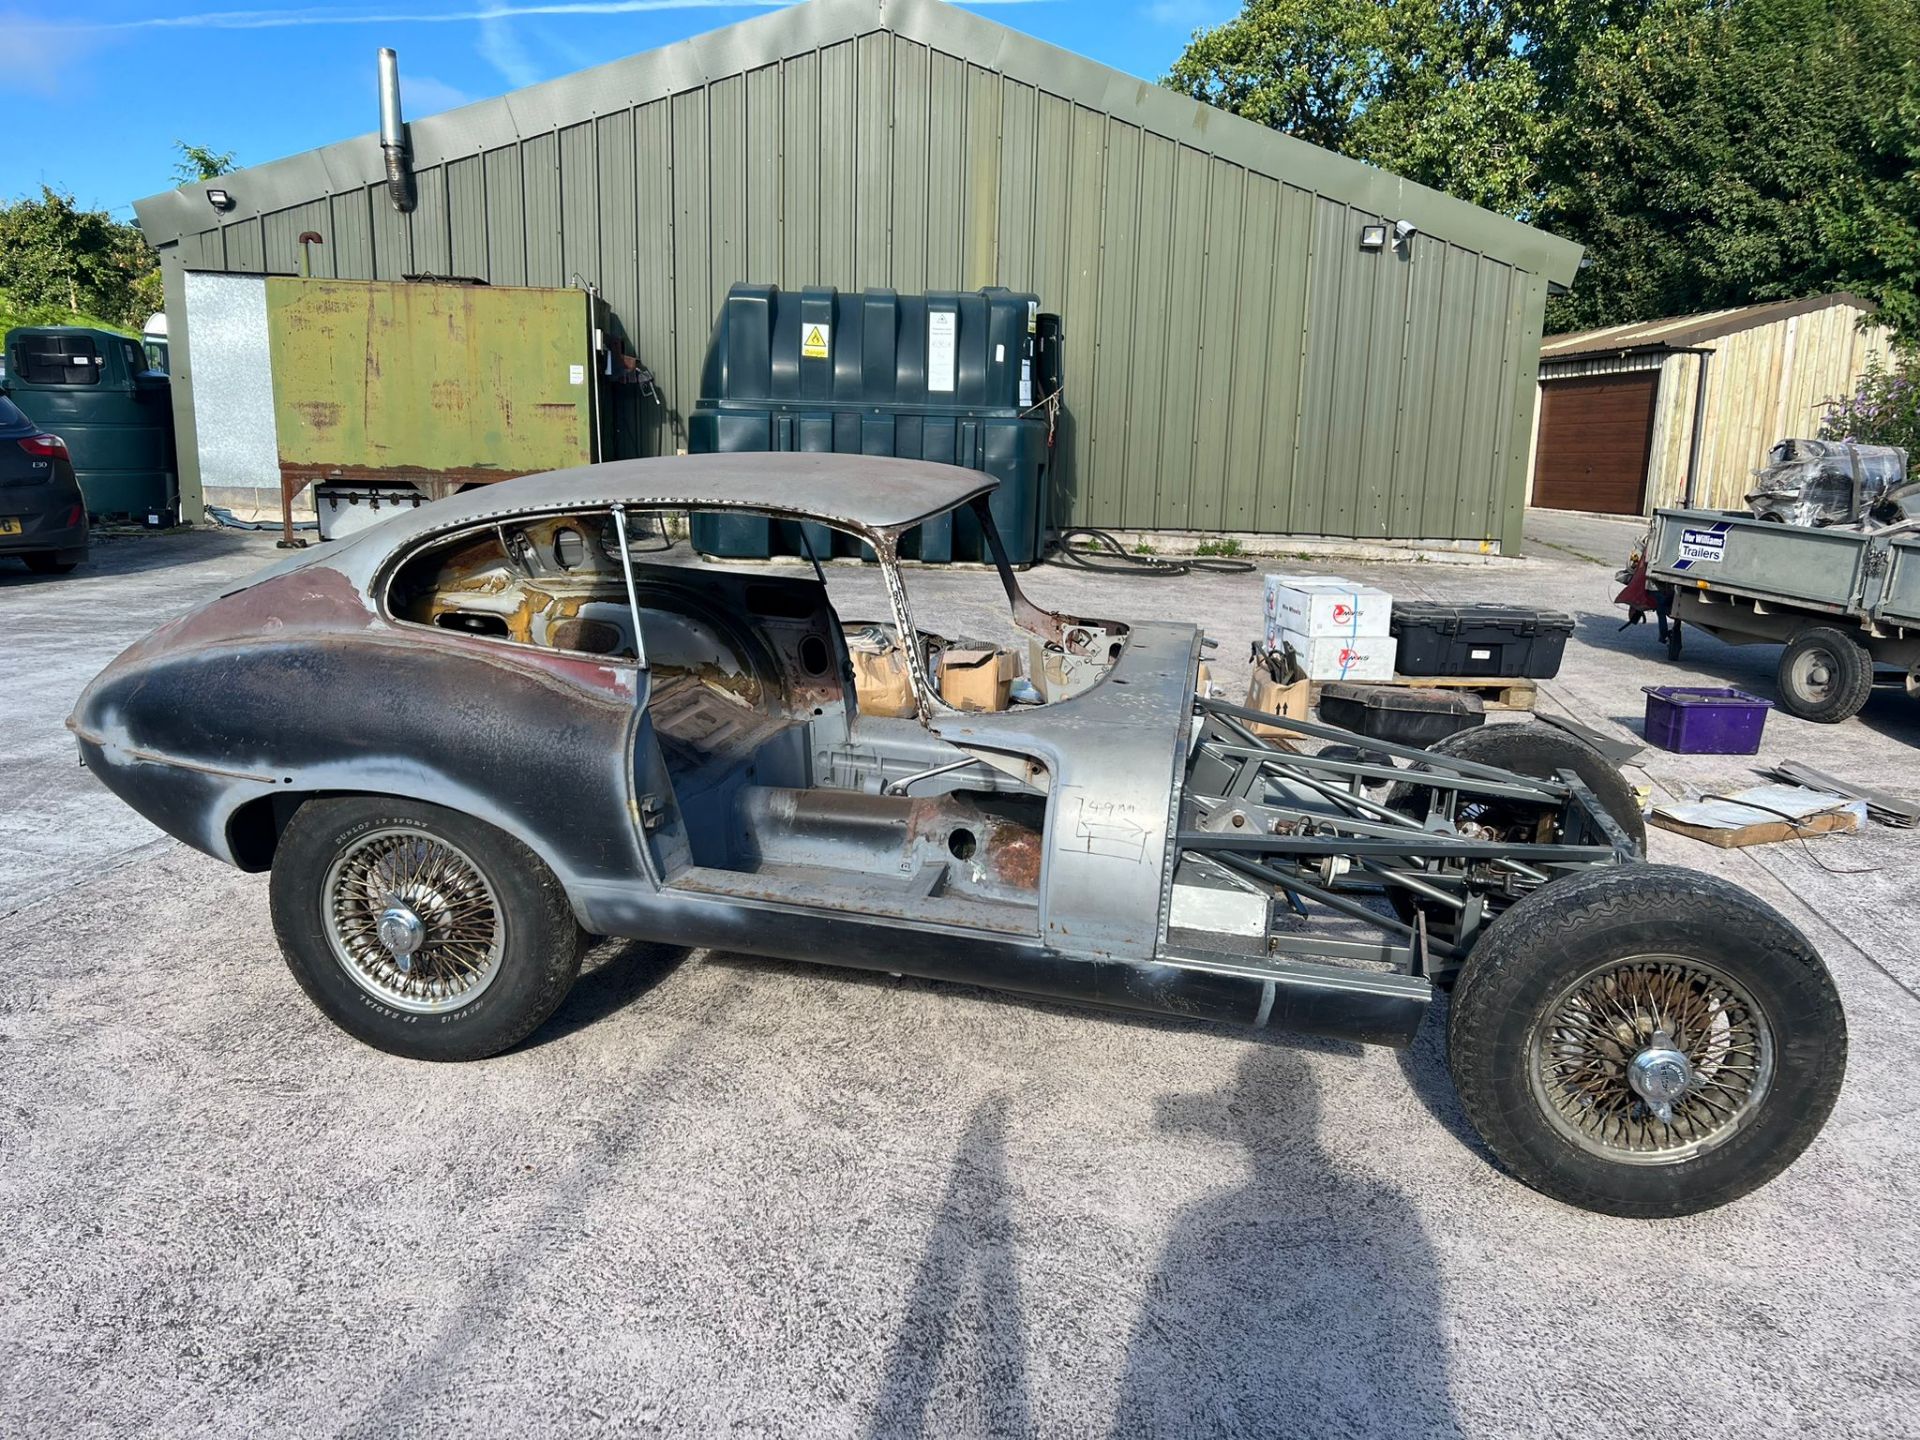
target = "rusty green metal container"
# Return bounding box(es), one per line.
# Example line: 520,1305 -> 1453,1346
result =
265,278 -> 607,511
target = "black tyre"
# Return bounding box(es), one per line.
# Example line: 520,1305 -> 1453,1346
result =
270,797 -> 585,1061
23,553 -> 79,575
1447,864 -> 1845,1217
1387,720 -> 1646,851
1776,625 -> 1873,723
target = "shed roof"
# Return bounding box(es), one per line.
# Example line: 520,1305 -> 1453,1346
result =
132,0 -> 1581,283
1540,292 -> 1877,362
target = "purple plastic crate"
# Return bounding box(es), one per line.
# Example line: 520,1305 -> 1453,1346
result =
1642,686 -> 1773,754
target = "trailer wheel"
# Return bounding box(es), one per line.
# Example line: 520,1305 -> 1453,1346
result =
1447,864 -> 1844,1216
1776,626 -> 1874,723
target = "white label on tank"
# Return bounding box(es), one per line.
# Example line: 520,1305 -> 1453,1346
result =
1679,528 -> 1726,563
802,323 -> 831,360
1027,299 -> 1039,333
928,310 -> 957,393
568,363 -> 585,385
1470,648 -> 1493,661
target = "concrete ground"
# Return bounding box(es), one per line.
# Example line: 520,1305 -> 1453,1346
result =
2,515 -> 1916,1437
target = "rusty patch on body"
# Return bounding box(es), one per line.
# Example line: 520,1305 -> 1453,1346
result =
986,820 -> 1043,891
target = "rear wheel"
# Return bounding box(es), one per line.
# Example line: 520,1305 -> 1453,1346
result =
1776,626 -> 1873,723
1446,865 -> 1845,1217
1386,721 -> 1645,850
1382,723 -> 1645,959
270,797 -> 584,1060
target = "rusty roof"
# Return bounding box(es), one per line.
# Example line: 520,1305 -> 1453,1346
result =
1540,292 -> 1877,362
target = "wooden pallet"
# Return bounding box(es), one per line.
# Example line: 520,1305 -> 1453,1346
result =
1309,674 -> 1538,712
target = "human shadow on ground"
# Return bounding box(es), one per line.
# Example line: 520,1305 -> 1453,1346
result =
866,1093 -> 1032,1440
1110,1045 -> 1460,1438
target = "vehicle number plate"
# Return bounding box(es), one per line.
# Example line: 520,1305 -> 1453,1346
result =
1678,528 -> 1725,564
0,518 -> 21,536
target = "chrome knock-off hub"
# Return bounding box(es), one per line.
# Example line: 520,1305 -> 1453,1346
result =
376,902 -> 428,970
1627,1031 -> 1696,1126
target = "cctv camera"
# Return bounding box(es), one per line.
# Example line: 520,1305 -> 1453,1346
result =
1393,219 -> 1418,241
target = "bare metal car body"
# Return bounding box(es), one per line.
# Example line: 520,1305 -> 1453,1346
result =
70,454 -> 1630,1046
72,454 -> 1851,1216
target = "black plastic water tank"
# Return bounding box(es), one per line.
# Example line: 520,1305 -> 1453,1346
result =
688,285 -> 1058,565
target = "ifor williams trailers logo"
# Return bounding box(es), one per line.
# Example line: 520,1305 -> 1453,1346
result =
1674,525 -> 1728,570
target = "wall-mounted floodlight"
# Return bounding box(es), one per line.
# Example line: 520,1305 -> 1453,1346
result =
1359,223 -> 1388,251
206,188 -> 235,212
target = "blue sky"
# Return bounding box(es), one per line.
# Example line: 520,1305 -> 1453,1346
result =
0,0 -> 1237,218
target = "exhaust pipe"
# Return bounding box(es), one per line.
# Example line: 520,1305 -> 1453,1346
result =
377,47 -> 415,214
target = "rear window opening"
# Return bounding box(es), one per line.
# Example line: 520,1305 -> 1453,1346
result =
12,336 -> 101,386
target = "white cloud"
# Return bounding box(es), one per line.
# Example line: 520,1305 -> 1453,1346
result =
477,13 -> 542,87
403,72 -> 476,113
23,0 -> 1052,37
0,10 -> 105,95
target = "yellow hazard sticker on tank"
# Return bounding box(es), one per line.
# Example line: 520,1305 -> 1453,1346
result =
802,323 -> 831,359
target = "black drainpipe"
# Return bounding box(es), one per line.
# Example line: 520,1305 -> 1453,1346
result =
1670,345 -> 1715,509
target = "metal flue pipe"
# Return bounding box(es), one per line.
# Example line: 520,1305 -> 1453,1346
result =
377,48 -> 415,213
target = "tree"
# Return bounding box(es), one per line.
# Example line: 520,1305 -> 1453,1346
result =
1816,53 -> 1920,339
1165,0 -> 1920,340
171,142 -> 237,186
0,187 -> 158,332
1162,1 -> 1653,216
1538,0 -> 1915,333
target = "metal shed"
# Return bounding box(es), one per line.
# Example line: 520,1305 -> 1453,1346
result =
1530,293 -> 1894,517
133,0 -> 1580,550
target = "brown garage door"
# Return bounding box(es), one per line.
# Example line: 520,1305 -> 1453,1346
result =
1533,371 -> 1660,514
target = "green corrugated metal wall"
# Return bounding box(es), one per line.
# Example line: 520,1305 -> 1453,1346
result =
149,4 -> 1569,549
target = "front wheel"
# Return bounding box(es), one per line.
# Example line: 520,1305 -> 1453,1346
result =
270,797 -> 585,1060
1447,865 -> 1845,1217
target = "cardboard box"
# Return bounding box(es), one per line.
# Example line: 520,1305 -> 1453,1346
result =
1271,626 -> 1395,682
1263,575 -> 1392,647
1242,660 -> 1311,742
938,646 -> 1019,712
846,629 -> 916,718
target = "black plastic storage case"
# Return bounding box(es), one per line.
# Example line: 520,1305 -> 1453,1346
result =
1316,683 -> 1485,747
1389,603 -> 1575,679
689,284 -> 1061,566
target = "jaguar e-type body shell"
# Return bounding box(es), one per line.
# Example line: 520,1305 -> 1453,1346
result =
71,454 -> 1628,1048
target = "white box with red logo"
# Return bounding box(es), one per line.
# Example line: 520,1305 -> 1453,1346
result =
1268,625 -> 1396,682
1263,575 -> 1393,645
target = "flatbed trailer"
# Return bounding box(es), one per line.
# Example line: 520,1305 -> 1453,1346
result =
1646,507 -> 1920,721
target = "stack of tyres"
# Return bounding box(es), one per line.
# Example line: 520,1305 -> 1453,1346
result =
689,285 -> 1058,565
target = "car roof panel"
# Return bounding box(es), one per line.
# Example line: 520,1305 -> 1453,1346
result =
410,453 -> 996,538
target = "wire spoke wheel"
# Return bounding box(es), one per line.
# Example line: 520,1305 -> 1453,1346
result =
1529,954 -> 1776,1166
323,827 -> 506,1015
